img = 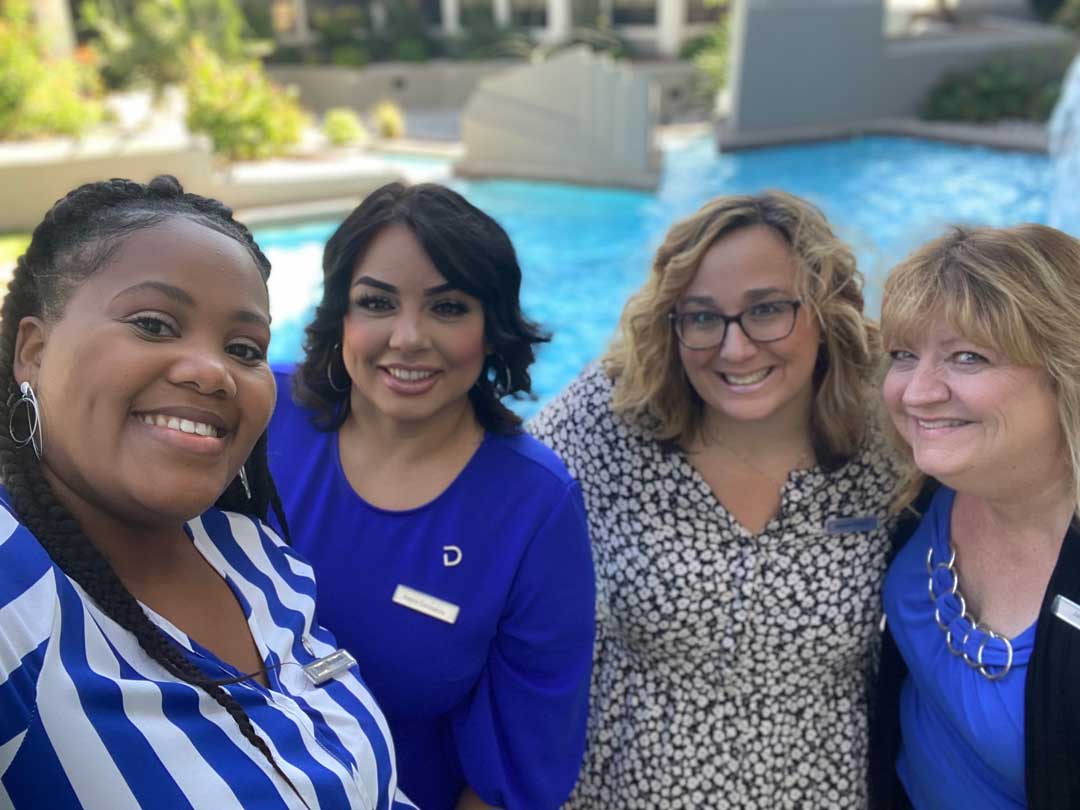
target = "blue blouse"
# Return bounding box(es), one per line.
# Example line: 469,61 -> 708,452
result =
883,486 -> 1035,810
267,370 -> 596,810
0,495 -> 416,810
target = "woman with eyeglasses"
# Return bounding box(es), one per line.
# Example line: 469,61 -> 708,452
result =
530,190 -> 897,809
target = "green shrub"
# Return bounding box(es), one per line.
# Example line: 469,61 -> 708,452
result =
79,0 -> 253,89
330,44 -> 369,67
0,234 -> 31,265
13,60 -> 104,137
921,58 -> 1065,123
184,38 -> 308,160
370,100 -> 405,139
692,16 -> 730,100
323,107 -> 368,146
0,0 -> 102,139
392,38 -> 429,62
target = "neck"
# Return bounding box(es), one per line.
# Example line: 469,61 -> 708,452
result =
954,475 -> 1075,552
343,393 -> 483,465
698,401 -> 813,462
39,465 -> 192,587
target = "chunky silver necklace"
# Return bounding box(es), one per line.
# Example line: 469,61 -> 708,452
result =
927,544 -> 1014,681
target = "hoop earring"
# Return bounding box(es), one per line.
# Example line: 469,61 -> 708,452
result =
327,343 -> 350,394
9,381 -> 43,460
238,465 -> 252,500
490,354 -> 513,394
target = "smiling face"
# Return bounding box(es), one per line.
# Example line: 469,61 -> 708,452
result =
882,316 -> 1065,495
15,217 -> 275,526
676,224 -> 821,434
341,224 -> 487,427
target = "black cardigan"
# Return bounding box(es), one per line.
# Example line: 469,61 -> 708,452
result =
868,482 -> 1080,810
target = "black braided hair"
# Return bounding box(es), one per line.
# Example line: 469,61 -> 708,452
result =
0,176 -> 300,798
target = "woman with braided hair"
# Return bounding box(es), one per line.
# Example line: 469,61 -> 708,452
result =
0,176 -> 416,810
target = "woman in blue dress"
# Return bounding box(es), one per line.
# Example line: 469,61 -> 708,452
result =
871,224 -> 1080,809
0,176 -> 414,809
267,182 -> 595,810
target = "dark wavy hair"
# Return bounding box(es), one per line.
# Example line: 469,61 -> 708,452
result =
293,181 -> 549,434
0,176 -> 298,795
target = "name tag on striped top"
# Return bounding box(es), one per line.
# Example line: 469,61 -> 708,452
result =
392,585 -> 460,625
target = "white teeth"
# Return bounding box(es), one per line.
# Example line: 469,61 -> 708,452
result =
917,418 -> 967,429
137,413 -> 220,438
387,368 -> 436,382
723,368 -> 771,386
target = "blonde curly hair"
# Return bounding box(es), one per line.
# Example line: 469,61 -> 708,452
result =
881,223 -> 1080,515
604,190 -> 879,470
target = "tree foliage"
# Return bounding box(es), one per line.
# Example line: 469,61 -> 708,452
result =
79,0 -> 251,88
0,0 -> 102,138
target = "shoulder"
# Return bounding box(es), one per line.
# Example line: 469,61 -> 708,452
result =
0,495 -> 60,609
528,363 -> 637,464
486,431 -> 576,488
831,418 -> 902,496
0,496 -> 60,709
190,509 -> 316,595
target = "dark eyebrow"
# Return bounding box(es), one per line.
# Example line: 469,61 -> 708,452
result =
352,276 -> 397,293
113,281 -> 270,329
351,276 -> 459,296
113,281 -> 195,307
423,282 -> 456,296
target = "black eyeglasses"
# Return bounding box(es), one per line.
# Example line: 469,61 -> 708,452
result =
669,300 -> 802,350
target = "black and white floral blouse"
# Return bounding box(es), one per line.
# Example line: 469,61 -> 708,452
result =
529,364 -> 897,810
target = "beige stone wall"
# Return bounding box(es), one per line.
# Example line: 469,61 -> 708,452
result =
456,48 -> 662,189
722,0 -> 1073,149
0,135 -> 398,232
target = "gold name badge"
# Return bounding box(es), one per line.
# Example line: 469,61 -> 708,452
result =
392,584 -> 460,625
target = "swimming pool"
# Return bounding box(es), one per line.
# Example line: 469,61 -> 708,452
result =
257,135 -> 1053,417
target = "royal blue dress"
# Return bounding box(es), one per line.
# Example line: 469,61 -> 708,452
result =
267,370 -> 596,810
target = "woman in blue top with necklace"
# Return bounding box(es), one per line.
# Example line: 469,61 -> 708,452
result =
870,224 -> 1080,809
267,182 -> 595,810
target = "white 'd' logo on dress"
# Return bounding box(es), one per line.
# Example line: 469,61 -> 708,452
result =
443,545 -> 463,567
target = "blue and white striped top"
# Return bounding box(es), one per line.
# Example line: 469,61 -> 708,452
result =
0,498 -> 417,810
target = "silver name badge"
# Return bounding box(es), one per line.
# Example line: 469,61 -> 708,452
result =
392,584 -> 460,624
1052,594 -> 1080,633
302,649 -> 357,686
824,515 -> 882,534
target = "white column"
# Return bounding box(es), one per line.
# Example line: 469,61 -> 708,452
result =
292,0 -> 310,41
442,0 -> 462,35
494,0 -> 512,27
546,0 -> 572,42
35,0 -> 76,59
657,0 -> 686,58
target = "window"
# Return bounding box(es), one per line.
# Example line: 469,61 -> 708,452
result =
686,0 -> 726,24
612,0 -> 655,25
511,0 -> 546,27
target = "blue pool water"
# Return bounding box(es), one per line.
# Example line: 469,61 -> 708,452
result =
256,135 -> 1053,417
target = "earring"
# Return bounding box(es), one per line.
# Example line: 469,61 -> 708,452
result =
8,381 -> 43,460
326,343 -> 350,394
238,464 -> 252,500
490,354 -> 513,394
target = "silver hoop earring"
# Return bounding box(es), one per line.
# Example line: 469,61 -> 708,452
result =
9,381 -> 43,460
490,354 -> 513,394
327,343 -> 350,394
238,464 -> 252,500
